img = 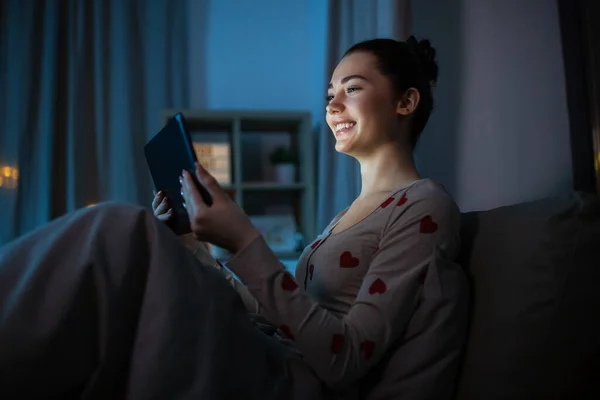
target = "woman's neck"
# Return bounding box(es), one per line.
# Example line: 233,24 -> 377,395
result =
357,143 -> 421,198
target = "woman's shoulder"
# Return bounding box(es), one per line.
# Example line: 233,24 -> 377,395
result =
382,178 -> 460,231
405,178 -> 458,210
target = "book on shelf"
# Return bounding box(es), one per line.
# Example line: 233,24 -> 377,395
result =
192,142 -> 231,185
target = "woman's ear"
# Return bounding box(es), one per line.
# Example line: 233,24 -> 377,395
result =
396,88 -> 420,116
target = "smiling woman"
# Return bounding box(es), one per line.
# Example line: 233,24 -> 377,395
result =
172,36 -> 468,399
0,36 -> 468,400
326,37 -> 438,156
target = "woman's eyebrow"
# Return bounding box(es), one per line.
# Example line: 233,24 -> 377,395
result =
328,74 -> 369,89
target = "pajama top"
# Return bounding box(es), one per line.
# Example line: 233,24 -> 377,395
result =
225,178 -> 470,399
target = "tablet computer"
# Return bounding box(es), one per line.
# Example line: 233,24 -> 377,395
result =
144,112 -> 213,235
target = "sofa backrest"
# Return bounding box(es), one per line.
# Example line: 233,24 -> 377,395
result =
454,192 -> 600,400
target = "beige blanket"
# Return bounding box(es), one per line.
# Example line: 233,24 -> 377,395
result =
0,202 -> 318,399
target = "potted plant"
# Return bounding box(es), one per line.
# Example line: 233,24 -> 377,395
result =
269,146 -> 297,184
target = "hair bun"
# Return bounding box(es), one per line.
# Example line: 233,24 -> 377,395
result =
406,35 -> 438,85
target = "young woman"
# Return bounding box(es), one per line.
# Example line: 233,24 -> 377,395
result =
0,37 -> 469,399
158,36 -> 470,398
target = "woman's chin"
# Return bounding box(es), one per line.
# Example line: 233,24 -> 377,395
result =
334,141 -> 356,156
333,128 -> 359,155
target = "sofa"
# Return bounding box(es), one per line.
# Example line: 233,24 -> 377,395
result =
453,192 -> 600,399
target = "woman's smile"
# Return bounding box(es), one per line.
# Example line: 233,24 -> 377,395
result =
334,121 -> 357,138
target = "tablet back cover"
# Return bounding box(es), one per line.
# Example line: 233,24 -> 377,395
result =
144,115 -> 197,235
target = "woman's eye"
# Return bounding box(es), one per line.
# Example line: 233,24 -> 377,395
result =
327,87 -> 360,102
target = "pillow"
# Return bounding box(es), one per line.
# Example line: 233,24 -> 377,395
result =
455,192 -> 600,400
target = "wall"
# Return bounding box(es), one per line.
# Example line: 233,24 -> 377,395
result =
188,0 -> 328,125
413,0 -> 573,212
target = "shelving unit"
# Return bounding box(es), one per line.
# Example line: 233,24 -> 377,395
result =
160,109 -> 316,260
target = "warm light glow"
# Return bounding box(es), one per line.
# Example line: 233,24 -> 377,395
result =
0,165 -> 19,189
86,203 -> 97,208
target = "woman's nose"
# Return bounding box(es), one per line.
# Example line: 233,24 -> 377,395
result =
326,98 -> 344,114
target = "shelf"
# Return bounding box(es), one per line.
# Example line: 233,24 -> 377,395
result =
164,109 -> 309,119
241,183 -> 305,191
160,109 -> 316,258
162,109 -> 310,133
217,183 -> 305,191
186,119 -> 233,131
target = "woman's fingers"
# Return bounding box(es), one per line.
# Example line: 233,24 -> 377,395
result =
156,208 -> 173,221
194,162 -> 221,198
152,192 -> 173,216
151,191 -> 164,210
181,170 -> 205,210
151,190 -> 174,222
156,197 -> 169,213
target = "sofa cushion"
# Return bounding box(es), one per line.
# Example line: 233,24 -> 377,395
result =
455,192 -> 600,400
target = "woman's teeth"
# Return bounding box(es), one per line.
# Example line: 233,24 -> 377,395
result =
335,122 -> 356,135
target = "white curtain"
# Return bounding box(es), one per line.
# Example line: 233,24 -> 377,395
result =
316,0 -> 412,232
0,0 -> 192,245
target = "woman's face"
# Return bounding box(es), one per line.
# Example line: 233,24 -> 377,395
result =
326,51 -> 401,158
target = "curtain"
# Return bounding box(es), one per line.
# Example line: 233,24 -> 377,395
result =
0,0 -> 191,245
315,0 -> 412,232
557,0 -> 600,195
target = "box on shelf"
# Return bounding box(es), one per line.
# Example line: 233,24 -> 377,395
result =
249,214 -> 297,253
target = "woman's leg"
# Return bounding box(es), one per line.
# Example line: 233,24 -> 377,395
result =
0,202 -> 301,399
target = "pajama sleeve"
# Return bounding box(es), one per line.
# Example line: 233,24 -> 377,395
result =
179,233 -> 262,314
226,192 -> 461,389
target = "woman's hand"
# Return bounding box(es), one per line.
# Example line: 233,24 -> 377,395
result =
151,190 -> 174,222
180,163 -> 260,254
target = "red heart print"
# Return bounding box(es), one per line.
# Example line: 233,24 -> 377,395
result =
360,340 -> 376,360
380,197 -> 394,208
281,272 -> 299,291
331,334 -> 345,354
397,193 -> 407,206
420,215 -> 438,234
309,264 -> 314,280
368,278 -> 387,295
311,239 -> 322,249
339,251 -> 360,268
279,325 -> 295,340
